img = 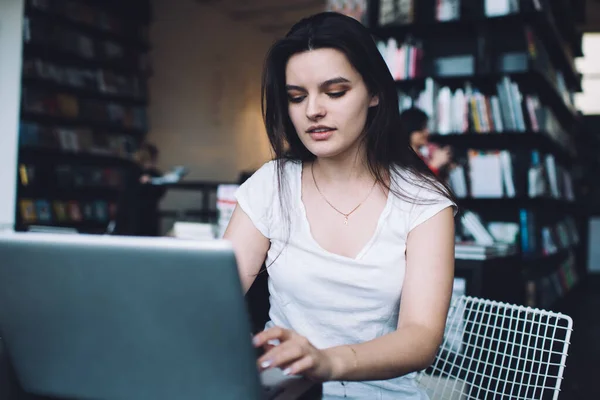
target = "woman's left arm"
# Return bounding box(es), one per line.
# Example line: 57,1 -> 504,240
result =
253,206 -> 455,382
327,205 -> 455,380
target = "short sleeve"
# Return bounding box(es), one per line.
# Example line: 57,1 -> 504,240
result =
408,184 -> 457,232
234,161 -> 277,238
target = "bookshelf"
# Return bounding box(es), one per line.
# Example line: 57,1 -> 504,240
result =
367,0 -> 583,310
16,0 -> 152,234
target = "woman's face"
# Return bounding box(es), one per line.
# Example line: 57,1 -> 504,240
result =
285,48 -> 379,160
410,126 -> 429,149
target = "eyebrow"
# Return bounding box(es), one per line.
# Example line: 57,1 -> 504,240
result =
285,77 -> 351,92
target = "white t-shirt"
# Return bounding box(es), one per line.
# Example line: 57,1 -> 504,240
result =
235,160 -> 456,400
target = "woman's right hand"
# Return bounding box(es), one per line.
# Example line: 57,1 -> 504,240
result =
429,146 -> 452,169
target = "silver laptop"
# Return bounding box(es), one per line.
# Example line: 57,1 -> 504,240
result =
0,232 -> 319,400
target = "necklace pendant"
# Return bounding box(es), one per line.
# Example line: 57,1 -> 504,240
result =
344,216 -> 348,225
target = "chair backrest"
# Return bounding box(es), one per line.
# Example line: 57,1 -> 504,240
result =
416,295 -> 573,400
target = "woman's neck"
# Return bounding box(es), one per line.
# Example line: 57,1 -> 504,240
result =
312,148 -> 372,185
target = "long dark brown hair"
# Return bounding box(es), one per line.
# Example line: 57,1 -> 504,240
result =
262,12 -> 455,204
258,13 -> 455,268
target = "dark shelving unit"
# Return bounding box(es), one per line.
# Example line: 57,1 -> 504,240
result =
394,70 -> 579,129
371,11 -> 581,91
19,146 -> 136,166
19,185 -> 121,200
428,131 -> 574,166
22,43 -> 143,75
25,7 -> 151,51
521,246 -> 577,278
22,77 -> 148,106
20,112 -> 147,137
457,196 -> 578,213
369,0 -> 583,310
15,0 -> 151,234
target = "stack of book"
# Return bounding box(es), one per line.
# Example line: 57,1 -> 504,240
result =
455,242 -> 518,260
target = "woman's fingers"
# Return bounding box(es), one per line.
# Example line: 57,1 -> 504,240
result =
281,355 -> 315,376
252,326 -> 291,348
258,339 -> 305,371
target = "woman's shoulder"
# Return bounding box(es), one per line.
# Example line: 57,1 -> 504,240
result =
390,165 -> 457,209
390,166 -> 441,197
390,166 -> 457,231
238,159 -> 302,198
245,159 -> 300,184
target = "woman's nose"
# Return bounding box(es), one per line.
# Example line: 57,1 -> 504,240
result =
306,96 -> 326,121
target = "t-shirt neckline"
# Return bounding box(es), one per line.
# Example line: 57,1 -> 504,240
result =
295,162 -> 394,262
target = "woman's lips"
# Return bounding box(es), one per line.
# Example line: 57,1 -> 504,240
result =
308,128 -> 336,141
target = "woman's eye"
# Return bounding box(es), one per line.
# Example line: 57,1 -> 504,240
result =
327,91 -> 346,98
288,95 -> 305,103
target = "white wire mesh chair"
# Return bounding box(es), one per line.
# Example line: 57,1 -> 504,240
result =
416,295 -> 573,400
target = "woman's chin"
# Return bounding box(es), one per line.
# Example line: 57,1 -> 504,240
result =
305,142 -> 345,159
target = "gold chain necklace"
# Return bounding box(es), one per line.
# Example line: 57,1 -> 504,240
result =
311,162 -> 377,226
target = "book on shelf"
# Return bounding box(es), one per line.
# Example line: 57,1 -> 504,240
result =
436,0 -> 460,22
396,76 -> 568,146
378,0 -> 414,26
19,164 -> 36,186
526,252 -> 578,308
446,149 -> 574,201
19,198 -> 115,227
22,87 -> 148,131
447,165 -> 467,197
484,0 -> 520,17
519,210 -> 580,256
35,199 -> 52,222
456,211 -> 519,260
458,209 -> 579,258
23,12 -> 140,62
19,121 -> 139,158
53,201 -> 68,222
377,38 -> 424,80
22,58 -> 146,100
539,217 -> 580,256
326,0 -> 369,26
54,165 -> 125,189
455,241 -> 518,260
19,199 -> 37,223
460,210 -> 496,246
373,0 -> 535,26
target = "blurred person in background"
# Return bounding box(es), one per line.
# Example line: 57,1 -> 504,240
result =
113,142 -> 166,236
400,107 -> 452,177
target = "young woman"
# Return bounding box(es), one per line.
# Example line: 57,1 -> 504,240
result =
400,107 -> 452,177
224,12 -> 457,399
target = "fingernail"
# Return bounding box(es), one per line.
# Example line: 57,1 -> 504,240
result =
252,336 -> 260,346
260,360 -> 272,369
283,368 -> 292,376
267,339 -> 280,346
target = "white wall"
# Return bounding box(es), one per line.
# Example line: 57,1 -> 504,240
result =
147,0 -> 274,184
575,33 -> 600,115
0,0 -> 24,231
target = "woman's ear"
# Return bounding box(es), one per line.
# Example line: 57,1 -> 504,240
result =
369,95 -> 379,107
